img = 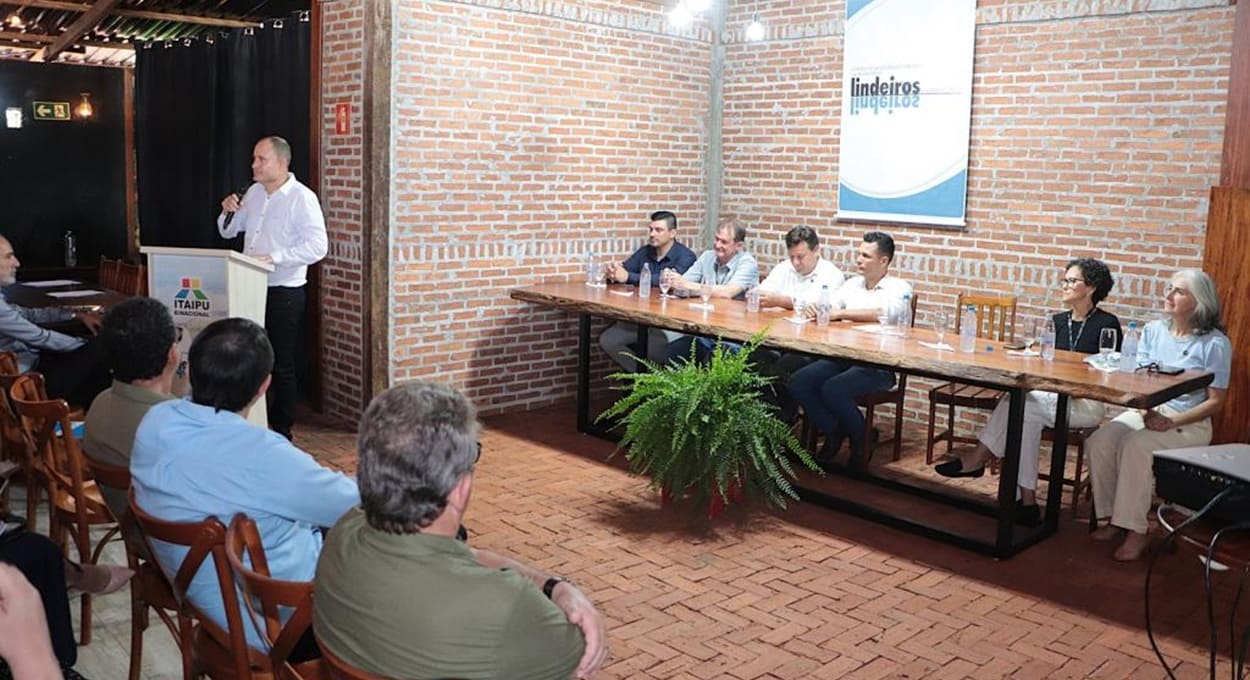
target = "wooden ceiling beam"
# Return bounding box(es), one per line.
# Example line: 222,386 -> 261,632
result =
0,30 -> 53,42
7,0 -> 260,29
42,0 -> 123,60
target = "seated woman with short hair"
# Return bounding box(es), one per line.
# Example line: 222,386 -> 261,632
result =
1086,269 -> 1232,561
935,258 -> 1121,526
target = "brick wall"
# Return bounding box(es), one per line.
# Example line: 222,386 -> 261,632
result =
318,0 -> 1233,423
385,0 -> 711,414
319,0 -> 368,422
722,0 -> 1233,425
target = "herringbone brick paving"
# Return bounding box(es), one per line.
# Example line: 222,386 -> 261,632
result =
298,405 -> 1240,680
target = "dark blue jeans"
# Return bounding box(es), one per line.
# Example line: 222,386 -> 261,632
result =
788,359 -> 895,454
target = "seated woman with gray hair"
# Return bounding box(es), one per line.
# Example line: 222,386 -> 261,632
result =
1086,269 -> 1232,562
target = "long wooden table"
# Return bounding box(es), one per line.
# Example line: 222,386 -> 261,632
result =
4,281 -> 130,310
511,281 -> 1214,558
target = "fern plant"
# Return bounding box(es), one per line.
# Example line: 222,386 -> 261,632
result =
598,331 -> 821,516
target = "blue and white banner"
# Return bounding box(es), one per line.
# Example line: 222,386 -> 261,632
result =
836,0 -> 976,227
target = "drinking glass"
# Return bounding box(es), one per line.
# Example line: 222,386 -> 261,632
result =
699,283 -> 712,308
791,294 -> 807,321
877,301 -> 892,333
934,310 -> 949,348
1099,328 -> 1118,366
659,268 -> 673,297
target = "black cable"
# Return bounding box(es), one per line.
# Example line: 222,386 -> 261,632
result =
1237,620 -> 1250,679
1206,522 -> 1250,680
1205,522 -> 1250,675
1228,559 -> 1250,680
1147,488 -> 1236,680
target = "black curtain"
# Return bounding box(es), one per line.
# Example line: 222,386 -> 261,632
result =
135,17 -> 310,249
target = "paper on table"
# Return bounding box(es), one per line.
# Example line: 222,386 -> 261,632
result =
21,279 -> 81,287
1084,353 -> 1120,373
608,289 -> 634,297
689,302 -> 714,311
784,316 -> 810,325
46,290 -> 104,299
1007,349 -> 1040,357
919,341 -> 954,350
852,324 -> 884,333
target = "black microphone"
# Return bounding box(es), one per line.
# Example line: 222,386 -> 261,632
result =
222,185 -> 249,227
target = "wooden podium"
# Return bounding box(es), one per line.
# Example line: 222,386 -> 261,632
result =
140,246 -> 275,430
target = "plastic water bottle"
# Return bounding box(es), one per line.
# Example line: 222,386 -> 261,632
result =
63,231 -> 77,267
1040,319 -> 1056,361
745,284 -> 760,313
584,251 -> 595,286
639,263 -> 652,298
1118,321 -> 1139,372
898,293 -> 912,337
816,285 -> 831,327
959,304 -> 977,353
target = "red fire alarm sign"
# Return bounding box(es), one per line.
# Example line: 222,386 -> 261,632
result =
334,102 -> 351,134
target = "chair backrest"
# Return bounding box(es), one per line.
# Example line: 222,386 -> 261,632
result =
954,293 -> 1017,342
315,633 -> 388,680
118,262 -> 147,297
0,354 -> 31,466
128,488 -> 262,680
905,292 -> 920,328
99,256 -> 122,291
9,375 -> 106,535
225,514 -> 323,680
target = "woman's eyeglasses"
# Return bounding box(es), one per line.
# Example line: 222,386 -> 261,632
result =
1059,278 -> 1086,288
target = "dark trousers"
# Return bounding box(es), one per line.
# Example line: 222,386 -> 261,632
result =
35,341 -> 110,409
265,285 -> 306,439
0,531 -> 76,667
789,359 -> 895,454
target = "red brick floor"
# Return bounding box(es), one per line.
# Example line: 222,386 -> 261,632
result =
297,405 -> 1242,680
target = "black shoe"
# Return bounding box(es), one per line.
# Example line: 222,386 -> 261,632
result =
934,459 -> 986,478
1013,501 -> 1041,527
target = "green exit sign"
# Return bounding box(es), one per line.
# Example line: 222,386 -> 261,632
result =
32,101 -> 71,121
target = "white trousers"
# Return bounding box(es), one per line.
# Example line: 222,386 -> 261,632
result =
599,322 -> 681,372
1086,406 -> 1211,533
978,391 -> 1106,492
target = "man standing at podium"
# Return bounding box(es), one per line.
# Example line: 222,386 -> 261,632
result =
218,135 -> 327,440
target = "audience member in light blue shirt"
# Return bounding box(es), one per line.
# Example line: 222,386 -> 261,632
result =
130,318 -> 358,649
1087,269 -> 1233,561
667,220 -> 759,301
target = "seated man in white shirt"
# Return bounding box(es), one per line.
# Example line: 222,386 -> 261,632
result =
788,232 -> 912,469
753,226 -> 844,421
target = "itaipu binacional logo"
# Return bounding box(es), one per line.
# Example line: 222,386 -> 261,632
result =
173,277 -> 211,316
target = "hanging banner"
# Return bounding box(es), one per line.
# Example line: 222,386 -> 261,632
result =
836,0 -> 976,227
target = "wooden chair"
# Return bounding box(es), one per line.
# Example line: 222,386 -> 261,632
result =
226,514 -> 329,680
128,489 -> 276,680
99,256 -> 123,291
10,373 -> 122,646
315,633 -> 388,680
117,262 -> 147,297
84,458 -> 181,680
0,352 -> 32,520
857,292 -> 921,462
925,293 -> 1018,463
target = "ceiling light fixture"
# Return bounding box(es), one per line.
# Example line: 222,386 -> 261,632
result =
668,2 -> 693,28
745,14 -> 765,41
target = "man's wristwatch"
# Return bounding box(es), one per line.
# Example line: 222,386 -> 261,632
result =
542,576 -> 568,599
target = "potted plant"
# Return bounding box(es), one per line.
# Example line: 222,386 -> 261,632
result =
598,332 -> 821,519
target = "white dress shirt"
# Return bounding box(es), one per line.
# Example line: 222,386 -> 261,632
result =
759,258 -> 844,308
217,174 -> 328,288
832,273 -> 912,312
